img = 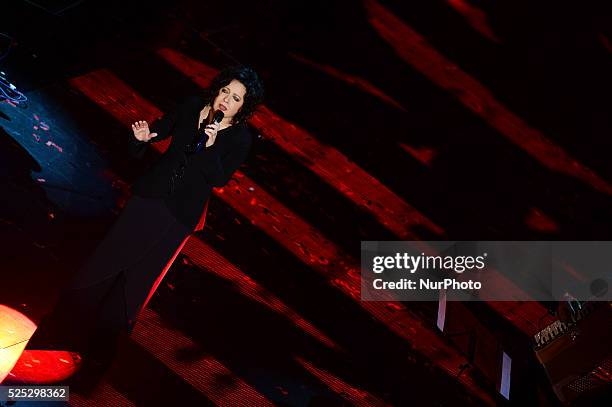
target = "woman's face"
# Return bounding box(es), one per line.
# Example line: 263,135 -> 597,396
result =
213,79 -> 247,122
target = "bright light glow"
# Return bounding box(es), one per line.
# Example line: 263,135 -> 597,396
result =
0,304 -> 80,384
0,304 -> 37,383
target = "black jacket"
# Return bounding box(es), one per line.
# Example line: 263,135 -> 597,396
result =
128,95 -> 253,231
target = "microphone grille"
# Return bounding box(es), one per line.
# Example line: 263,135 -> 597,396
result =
213,110 -> 225,124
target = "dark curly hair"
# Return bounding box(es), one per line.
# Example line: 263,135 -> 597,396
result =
204,65 -> 264,125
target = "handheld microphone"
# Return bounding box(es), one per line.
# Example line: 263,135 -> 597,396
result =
187,110 -> 225,153
211,110 -> 224,125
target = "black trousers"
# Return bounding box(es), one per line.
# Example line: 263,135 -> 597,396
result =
26,194 -> 191,357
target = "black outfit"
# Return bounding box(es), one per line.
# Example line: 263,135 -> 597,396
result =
129,94 -> 253,231
26,195 -> 191,358
25,95 -> 253,360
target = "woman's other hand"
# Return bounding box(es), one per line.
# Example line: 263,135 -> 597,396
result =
204,122 -> 220,147
132,120 -> 158,142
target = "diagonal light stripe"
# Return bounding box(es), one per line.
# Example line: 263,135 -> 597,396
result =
294,355 -> 391,406
288,52 -> 409,112
133,308 -> 275,406
363,0 -> 612,196
181,238 -> 341,351
447,0 -> 501,42
69,381 -> 136,407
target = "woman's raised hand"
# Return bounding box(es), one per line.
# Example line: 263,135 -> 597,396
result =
131,120 -> 158,142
